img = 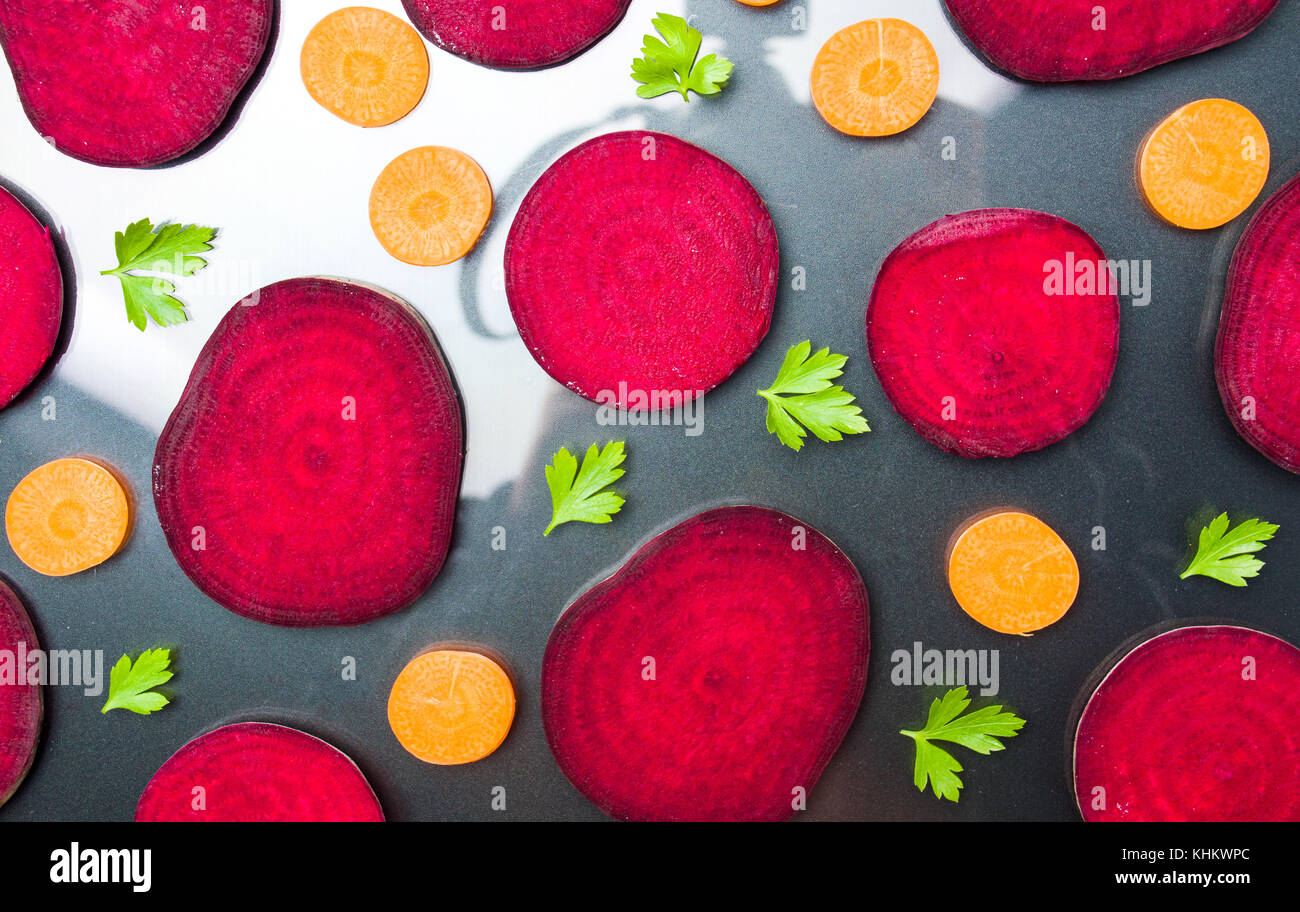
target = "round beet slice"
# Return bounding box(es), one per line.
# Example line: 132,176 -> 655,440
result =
0,580 -> 42,808
1074,625 -> 1300,822
944,0 -> 1279,82
867,209 -> 1119,458
541,506 -> 869,822
0,183 -> 62,410
506,131 -> 779,408
0,0 -> 273,167
1216,173 -> 1300,474
402,0 -> 630,70
153,278 -> 464,627
136,722 -> 384,822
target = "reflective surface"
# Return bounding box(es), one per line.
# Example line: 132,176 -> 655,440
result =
0,0 -> 1297,820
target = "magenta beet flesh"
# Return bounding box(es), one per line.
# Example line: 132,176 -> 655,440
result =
506,131 -> 779,408
0,0 -> 273,167
136,722 -> 384,821
867,208 -> 1119,458
402,0 -> 630,69
1216,173 -> 1300,475
944,0 -> 1279,81
0,184 -> 61,409
1074,626 -> 1300,821
0,580 -> 42,808
541,506 -> 869,821
153,278 -> 464,627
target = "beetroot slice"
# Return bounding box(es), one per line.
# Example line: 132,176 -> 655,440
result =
866,208 -> 1119,458
506,131 -> 779,408
402,0 -> 630,70
0,0 -> 273,167
541,506 -> 869,822
0,184 -> 61,409
1216,173 -> 1300,474
944,0 -> 1279,82
153,278 -> 464,627
136,722 -> 384,822
1074,626 -> 1300,822
0,580 -> 42,808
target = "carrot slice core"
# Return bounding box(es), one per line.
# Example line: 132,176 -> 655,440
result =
946,510 -> 1078,635
6,457 -> 130,576
370,146 -> 493,266
811,18 -> 939,137
388,648 -> 515,765
1138,98 -> 1270,230
301,6 -> 429,127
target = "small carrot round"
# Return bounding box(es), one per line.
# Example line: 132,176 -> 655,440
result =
301,7 -> 429,128
370,146 -> 493,266
735,0 -> 785,6
1138,98 -> 1269,230
947,510 -> 1078,635
811,18 -> 939,137
388,648 -> 515,765
6,458 -> 130,577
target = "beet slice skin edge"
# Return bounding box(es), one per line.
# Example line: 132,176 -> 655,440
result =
944,0 -> 1279,82
0,183 -> 62,410
1074,626 -> 1300,822
153,278 -> 464,627
0,580 -> 42,808
541,506 -> 869,822
402,0 -> 631,70
1216,173 -> 1300,475
506,131 -> 779,408
136,723 -> 384,822
0,0 -> 274,167
867,208 -> 1119,458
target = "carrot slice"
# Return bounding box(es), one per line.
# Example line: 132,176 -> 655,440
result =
370,146 -> 493,266
811,18 -> 939,137
301,6 -> 429,128
946,510 -> 1078,635
6,458 -> 130,577
388,648 -> 515,765
735,1 -> 785,6
1138,98 -> 1270,230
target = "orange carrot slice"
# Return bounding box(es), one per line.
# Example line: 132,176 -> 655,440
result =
735,0 -> 785,6
946,510 -> 1078,635
811,18 -> 939,137
6,458 -> 130,577
369,146 -> 493,266
301,7 -> 429,128
388,648 -> 515,765
1138,98 -> 1270,230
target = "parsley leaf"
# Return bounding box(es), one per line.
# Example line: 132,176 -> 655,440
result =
101,218 -> 215,330
631,13 -> 733,101
1180,513 -> 1278,587
101,648 -> 174,715
757,341 -> 870,451
544,442 -> 626,536
900,686 -> 1025,802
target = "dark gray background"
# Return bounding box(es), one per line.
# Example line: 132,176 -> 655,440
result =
1,2 -> 1298,821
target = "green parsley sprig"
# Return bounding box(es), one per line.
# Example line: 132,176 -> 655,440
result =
544,442 -> 626,536
1180,513 -> 1278,587
758,341 -> 870,451
631,13 -> 733,101
101,219 -> 215,330
900,686 -> 1025,802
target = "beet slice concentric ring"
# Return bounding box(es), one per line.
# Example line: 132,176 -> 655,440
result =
0,183 -> 62,410
153,278 -> 464,627
944,0 -> 1279,82
402,0 -> 631,70
866,208 -> 1119,458
541,506 -> 869,821
0,579 -> 42,808
506,131 -> 779,408
1215,172 -> 1300,474
136,722 -> 384,822
0,0 -> 273,167
1073,625 -> 1300,822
